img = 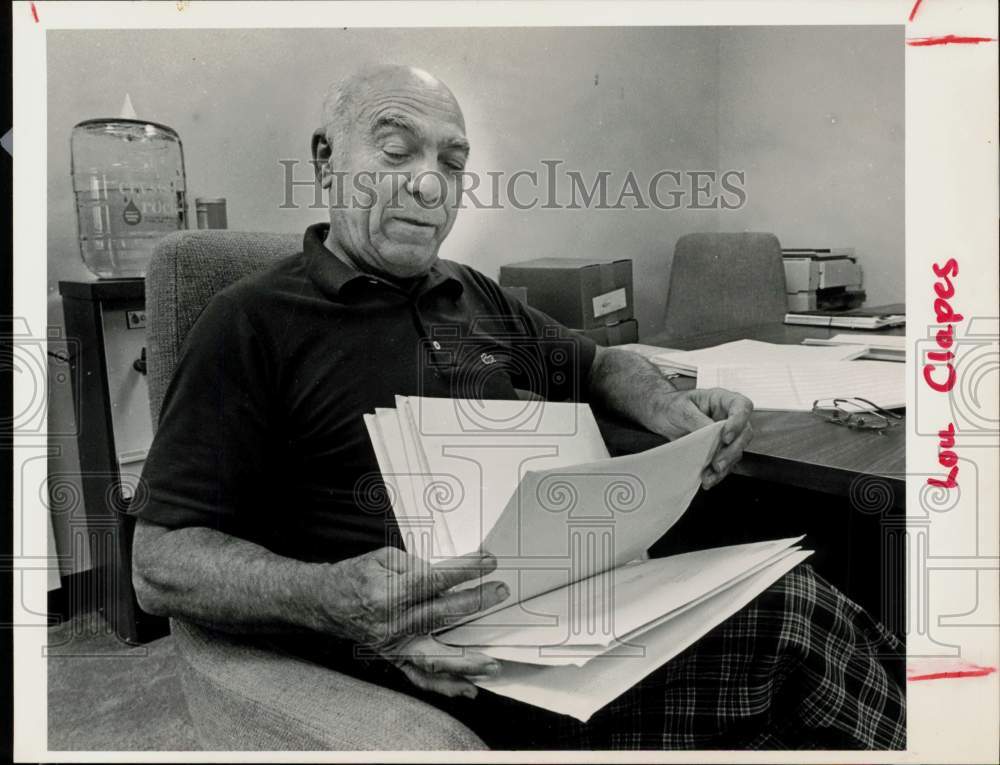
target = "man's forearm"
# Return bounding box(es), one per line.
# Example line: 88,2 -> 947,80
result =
587,347 -> 679,437
132,520 -> 325,634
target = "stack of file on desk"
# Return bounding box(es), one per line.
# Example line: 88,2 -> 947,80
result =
784,309 -> 905,330
802,333 -> 906,362
696,361 -> 905,411
364,397 -> 812,720
614,339 -> 904,411
643,338 -> 869,377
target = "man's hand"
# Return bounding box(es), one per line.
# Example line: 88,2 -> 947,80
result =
588,348 -> 753,489
385,634 -> 501,699
653,387 -> 754,489
307,547 -> 510,647
302,548 -> 509,698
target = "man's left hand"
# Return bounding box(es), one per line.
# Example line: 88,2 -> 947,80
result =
653,387 -> 754,489
384,634 -> 500,699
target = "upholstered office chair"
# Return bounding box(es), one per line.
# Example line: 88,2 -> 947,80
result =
145,230 -> 486,750
661,232 -> 788,341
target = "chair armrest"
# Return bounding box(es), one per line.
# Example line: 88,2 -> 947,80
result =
169,619 -> 487,751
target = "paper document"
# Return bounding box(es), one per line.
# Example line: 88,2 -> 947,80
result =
477,421 -> 725,611
829,333 -> 906,351
801,334 -> 906,362
459,546 -> 805,667
473,549 -> 812,721
652,339 -> 867,376
697,360 -> 904,411
438,537 -> 804,654
365,398 -> 812,720
396,396 -> 610,559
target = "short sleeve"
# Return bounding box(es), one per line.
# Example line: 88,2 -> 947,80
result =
132,293 -> 276,533
493,284 -> 598,402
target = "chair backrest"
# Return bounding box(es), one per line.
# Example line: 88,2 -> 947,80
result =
145,230 -> 301,427
662,232 -> 788,340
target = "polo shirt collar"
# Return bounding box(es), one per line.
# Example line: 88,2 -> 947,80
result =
303,223 -> 463,301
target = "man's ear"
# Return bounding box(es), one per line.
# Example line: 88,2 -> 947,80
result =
311,128 -> 333,189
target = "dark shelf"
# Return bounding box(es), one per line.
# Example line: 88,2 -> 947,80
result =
58,278 -> 145,302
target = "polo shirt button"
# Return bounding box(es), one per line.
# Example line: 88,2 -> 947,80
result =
432,341 -> 442,350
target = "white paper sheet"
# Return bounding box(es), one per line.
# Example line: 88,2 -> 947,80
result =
828,333 -> 906,351
366,409 -> 453,560
397,396 -> 611,558
446,544 -> 806,666
696,360 -> 904,411
469,421 -> 726,615
438,536 -> 804,650
652,338 -> 868,375
472,549 -> 812,721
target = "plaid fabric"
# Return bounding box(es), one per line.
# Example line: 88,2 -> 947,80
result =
381,564 -> 906,750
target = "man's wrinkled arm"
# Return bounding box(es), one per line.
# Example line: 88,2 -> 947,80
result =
131,518 -> 326,634
586,346 -> 680,438
586,346 -> 754,488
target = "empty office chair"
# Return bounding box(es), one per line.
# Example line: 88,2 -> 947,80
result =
662,232 -> 787,340
145,230 -> 486,750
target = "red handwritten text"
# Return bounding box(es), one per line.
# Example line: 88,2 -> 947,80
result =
924,259 -> 961,490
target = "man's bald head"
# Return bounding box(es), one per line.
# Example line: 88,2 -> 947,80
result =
320,65 -> 464,156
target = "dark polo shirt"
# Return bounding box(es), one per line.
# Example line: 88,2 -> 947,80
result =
135,223 -> 598,564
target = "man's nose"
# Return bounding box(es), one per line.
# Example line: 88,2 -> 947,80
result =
406,168 -> 444,205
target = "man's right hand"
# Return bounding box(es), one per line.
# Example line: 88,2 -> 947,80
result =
307,547 -> 509,649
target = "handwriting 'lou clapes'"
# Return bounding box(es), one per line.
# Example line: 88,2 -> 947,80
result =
924,258 -> 961,490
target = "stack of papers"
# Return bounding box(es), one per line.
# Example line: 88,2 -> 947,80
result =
364,397 -> 813,720
453,543 -> 810,722
697,360 -> 904,411
646,338 -> 868,377
802,334 -> 906,362
784,311 -> 905,330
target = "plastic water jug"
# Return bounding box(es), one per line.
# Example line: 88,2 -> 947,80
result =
71,118 -> 188,278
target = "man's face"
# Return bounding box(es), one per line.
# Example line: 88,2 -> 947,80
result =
321,69 -> 469,280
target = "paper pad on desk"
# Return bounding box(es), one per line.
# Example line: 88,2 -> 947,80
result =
697,360 -> 904,411
828,333 -> 906,351
651,339 -> 867,376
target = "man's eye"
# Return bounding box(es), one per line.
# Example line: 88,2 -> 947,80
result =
383,150 -> 408,162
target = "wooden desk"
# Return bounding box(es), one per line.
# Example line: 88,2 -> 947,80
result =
598,318 -> 908,631
603,321 -> 907,508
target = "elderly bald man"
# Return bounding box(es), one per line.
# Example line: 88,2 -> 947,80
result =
131,65 -> 904,750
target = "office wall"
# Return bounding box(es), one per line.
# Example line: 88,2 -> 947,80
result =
47,27 -> 722,330
715,26 -> 904,306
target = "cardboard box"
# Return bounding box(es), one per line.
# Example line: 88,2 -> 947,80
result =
783,256 -> 862,293
786,291 -> 819,312
573,318 -> 639,347
499,257 -> 633,329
